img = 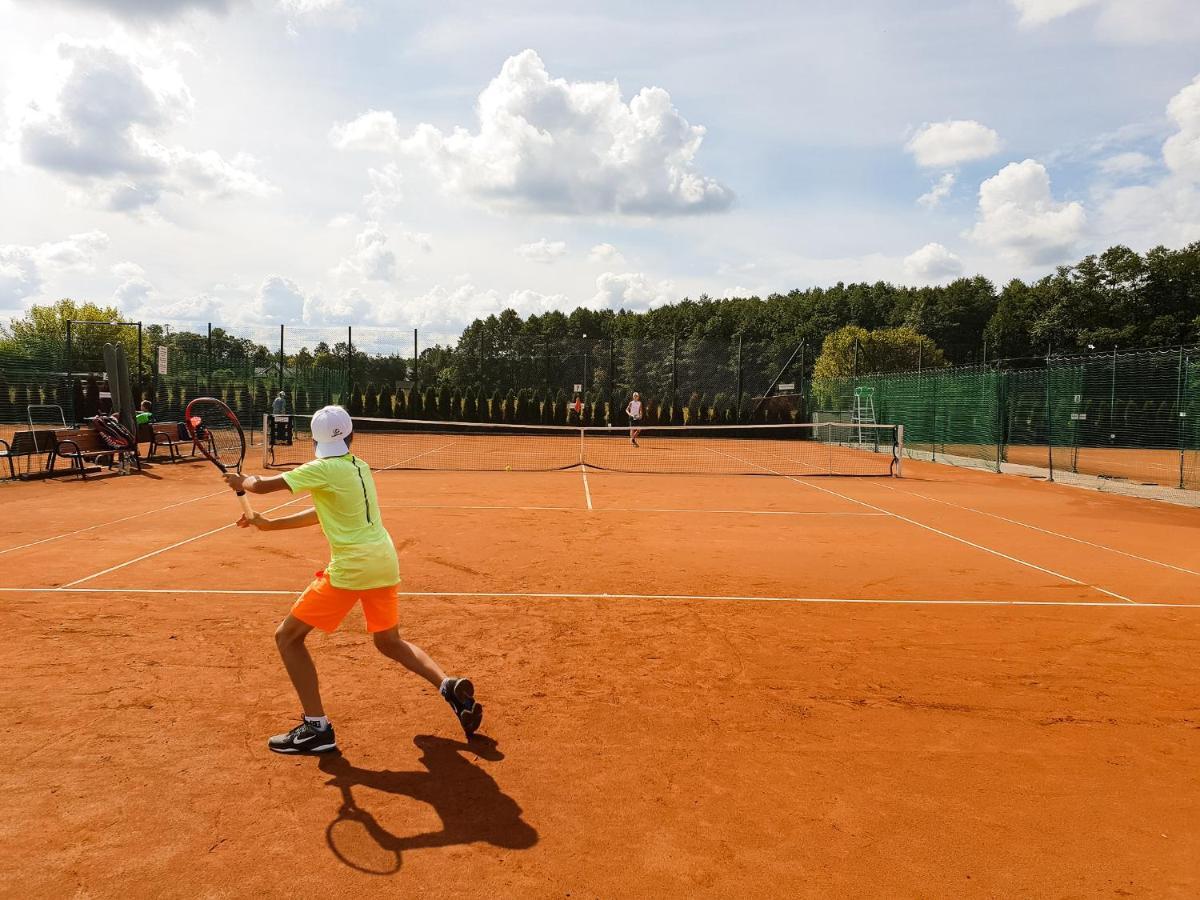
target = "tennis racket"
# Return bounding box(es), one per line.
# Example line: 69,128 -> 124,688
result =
184,397 -> 253,516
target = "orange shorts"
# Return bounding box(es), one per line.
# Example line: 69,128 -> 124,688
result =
290,571 -> 400,634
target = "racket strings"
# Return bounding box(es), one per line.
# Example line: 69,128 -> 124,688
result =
187,402 -> 246,469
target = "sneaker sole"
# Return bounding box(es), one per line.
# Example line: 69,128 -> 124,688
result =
460,702 -> 484,738
269,742 -> 338,754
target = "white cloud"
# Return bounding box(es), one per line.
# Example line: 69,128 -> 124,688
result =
401,231 -> 433,253
9,40 -> 271,211
1163,74 -> 1200,181
277,0 -> 348,12
591,272 -> 675,310
136,293 -> 225,321
114,272 -> 154,307
516,238 -> 567,263
332,224 -> 396,282
330,110 -> 402,152
917,172 -> 956,209
588,243 -> 624,265
1095,73 -> 1200,248
392,50 -> 732,216
303,287 -> 373,326
363,163 -> 403,220
507,289 -> 568,315
252,274 -> 306,322
906,120 -> 1001,168
969,159 -> 1085,264
1097,151 -> 1154,176
1010,0 -> 1200,42
0,230 -> 109,307
1010,0 -> 1097,26
35,0 -> 234,21
903,242 -> 963,283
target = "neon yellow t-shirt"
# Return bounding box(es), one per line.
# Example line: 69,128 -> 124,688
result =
282,455 -> 399,590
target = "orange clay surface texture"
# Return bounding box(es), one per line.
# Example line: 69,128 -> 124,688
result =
1,456 -> 1198,899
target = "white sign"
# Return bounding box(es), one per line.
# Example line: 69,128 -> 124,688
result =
573,383 -> 583,393
157,345 -> 169,375
1070,413 -> 1087,420
778,382 -> 795,392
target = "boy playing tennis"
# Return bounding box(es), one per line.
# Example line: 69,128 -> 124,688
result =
223,405 -> 482,755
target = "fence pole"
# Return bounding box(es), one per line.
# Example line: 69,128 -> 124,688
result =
1045,346 -> 1054,482
136,322 -> 143,401
1178,345 -> 1186,490
206,323 -> 212,380
346,326 -> 353,404
278,324 -> 285,397
1109,347 -> 1117,441
413,328 -> 418,386
994,369 -> 1004,472
608,339 -> 615,425
671,333 -> 678,419
799,341 -> 806,420
735,335 -> 743,423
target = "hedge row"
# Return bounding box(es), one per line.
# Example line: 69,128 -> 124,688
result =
340,384 -> 797,426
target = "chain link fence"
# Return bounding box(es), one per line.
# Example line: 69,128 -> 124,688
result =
811,346 -> 1200,491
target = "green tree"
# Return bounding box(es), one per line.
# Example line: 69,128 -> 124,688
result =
812,326 -> 946,381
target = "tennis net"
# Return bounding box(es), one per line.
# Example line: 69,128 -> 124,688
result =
263,416 -> 902,476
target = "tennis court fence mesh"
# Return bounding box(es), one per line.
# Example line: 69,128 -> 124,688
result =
810,345 -> 1200,491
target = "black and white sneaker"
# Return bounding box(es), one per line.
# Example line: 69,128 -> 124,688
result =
268,718 -> 338,755
441,677 -> 484,738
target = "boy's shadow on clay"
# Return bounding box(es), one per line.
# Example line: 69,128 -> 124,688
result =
318,734 -> 538,874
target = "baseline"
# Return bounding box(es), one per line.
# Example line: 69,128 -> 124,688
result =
0,585 -> 1193,609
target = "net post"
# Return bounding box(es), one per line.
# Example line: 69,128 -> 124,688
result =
895,423 -> 904,477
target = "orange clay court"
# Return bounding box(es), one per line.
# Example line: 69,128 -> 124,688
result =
1,442 -> 1198,898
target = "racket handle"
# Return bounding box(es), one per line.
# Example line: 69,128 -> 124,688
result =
236,491 -> 253,517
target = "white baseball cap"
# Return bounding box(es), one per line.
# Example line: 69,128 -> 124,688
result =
310,405 -> 353,458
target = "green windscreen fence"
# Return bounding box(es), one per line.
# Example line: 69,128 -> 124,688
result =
4,327 -> 1198,491
811,346 -> 1200,491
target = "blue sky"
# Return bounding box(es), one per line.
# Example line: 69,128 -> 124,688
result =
1,0 -> 1198,343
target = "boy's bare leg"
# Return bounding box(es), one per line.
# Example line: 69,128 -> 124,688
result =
373,627 -> 446,688
275,615 -> 324,717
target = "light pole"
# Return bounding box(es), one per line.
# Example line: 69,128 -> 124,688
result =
581,333 -> 588,394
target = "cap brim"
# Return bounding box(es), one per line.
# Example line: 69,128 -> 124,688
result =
314,438 -> 350,459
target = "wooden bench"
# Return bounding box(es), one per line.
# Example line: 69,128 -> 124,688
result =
51,427 -> 140,479
0,430 -> 58,479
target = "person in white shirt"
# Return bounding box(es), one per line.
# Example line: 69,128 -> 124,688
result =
625,392 -> 643,447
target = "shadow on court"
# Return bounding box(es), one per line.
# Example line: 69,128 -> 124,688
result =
318,735 -> 538,875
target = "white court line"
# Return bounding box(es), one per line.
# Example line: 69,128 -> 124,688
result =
880,482 -> 1200,578
60,442 -> 461,588
379,440 -> 457,471
0,489 -> 226,555
707,447 -> 1135,604
377,503 -> 887,517
61,494 -> 308,588
581,464 -> 593,510
0,585 -> 1193,609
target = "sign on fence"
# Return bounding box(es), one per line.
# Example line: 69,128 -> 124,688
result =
573,383 -> 583,393
778,383 -> 795,392
157,346 -> 169,375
